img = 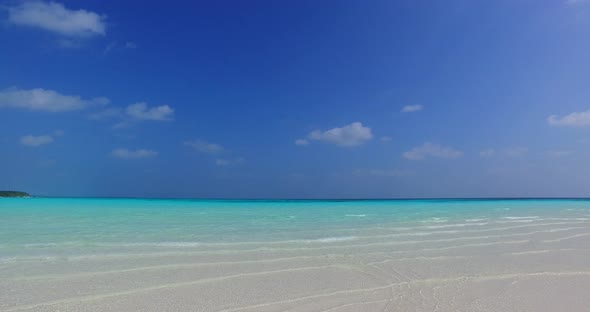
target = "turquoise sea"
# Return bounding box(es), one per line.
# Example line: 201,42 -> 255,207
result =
2,197 -> 590,261
4,198 -> 590,311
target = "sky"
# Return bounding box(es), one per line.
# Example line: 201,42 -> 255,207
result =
1,0 -> 590,198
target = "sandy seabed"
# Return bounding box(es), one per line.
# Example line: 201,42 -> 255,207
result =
2,217 -> 590,311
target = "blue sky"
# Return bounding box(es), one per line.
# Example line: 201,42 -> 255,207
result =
1,0 -> 590,198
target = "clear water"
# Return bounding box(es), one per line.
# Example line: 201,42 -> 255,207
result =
2,198 -> 590,260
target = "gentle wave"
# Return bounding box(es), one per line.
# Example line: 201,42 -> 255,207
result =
0,256 -> 58,263
304,236 -> 358,243
345,214 -> 366,217
495,219 -> 536,223
503,216 -> 540,220
420,218 -> 448,223
121,242 -> 203,248
425,222 -> 488,229
24,243 -> 58,248
545,218 -> 590,221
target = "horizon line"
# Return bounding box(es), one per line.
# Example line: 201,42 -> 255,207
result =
12,196 -> 590,201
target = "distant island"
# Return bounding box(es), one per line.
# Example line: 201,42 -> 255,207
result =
0,191 -> 31,198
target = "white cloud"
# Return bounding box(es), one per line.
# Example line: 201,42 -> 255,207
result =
184,140 -> 243,166
401,105 -> 423,113
215,157 -> 244,166
307,122 -> 373,147
20,135 -> 53,147
294,139 -> 309,146
547,150 -> 573,157
90,103 -> 174,127
7,1 -> 106,37
184,140 -> 224,153
103,42 -> 116,53
567,0 -> 590,5
548,110 -> 590,127
111,148 -> 158,159
126,102 -> 174,121
104,41 -> 137,54
215,159 -> 230,166
403,142 -> 463,160
480,147 -> 528,158
0,87 -> 108,112
480,148 -> 495,157
111,121 -> 133,129
354,169 -> 411,177
20,129 -> 64,147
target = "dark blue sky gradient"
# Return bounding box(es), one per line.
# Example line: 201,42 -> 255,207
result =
1,1 -> 590,198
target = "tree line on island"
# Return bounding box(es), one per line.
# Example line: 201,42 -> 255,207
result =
0,191 -> 30,197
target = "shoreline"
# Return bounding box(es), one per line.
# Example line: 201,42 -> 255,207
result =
2,198 -> 590,311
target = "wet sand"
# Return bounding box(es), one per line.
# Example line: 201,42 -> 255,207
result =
2,215 -> 590,311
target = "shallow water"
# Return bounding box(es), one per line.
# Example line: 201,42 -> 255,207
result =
2,198 -> 590,311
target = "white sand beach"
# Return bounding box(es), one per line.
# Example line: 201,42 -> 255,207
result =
3,215 -> 590,311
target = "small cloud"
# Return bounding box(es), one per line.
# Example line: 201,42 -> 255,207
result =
294,139 -> 309,146
354,168 -> 411,177
401,105 -> 423,113
184,140 -> 242,166
104,41 -> 137,54
20,135 -> 53,147
215,157 -> 244,166
403,142 -> 463,160
215,159 -> 230,166
567,0 -> 590,5
548,110 -> 590,127
306,122 -> 373,147
111,148 -> 158,159
546,150 -> 574,157
20,130 -> 63,147
0,87 -> 108,112
103,41 -> 116,53
90,103 -> 174,128
184,140 -> 224,153
125,41 -> 137,49
126,102 -> 174,121
112,120 -> 132,129
480,147 -> 528,158
380,136 -> 392,142
480,148 -> 495,157
7,1 -> 107,37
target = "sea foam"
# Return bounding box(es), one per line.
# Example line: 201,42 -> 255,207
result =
304,236 -> 358,243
